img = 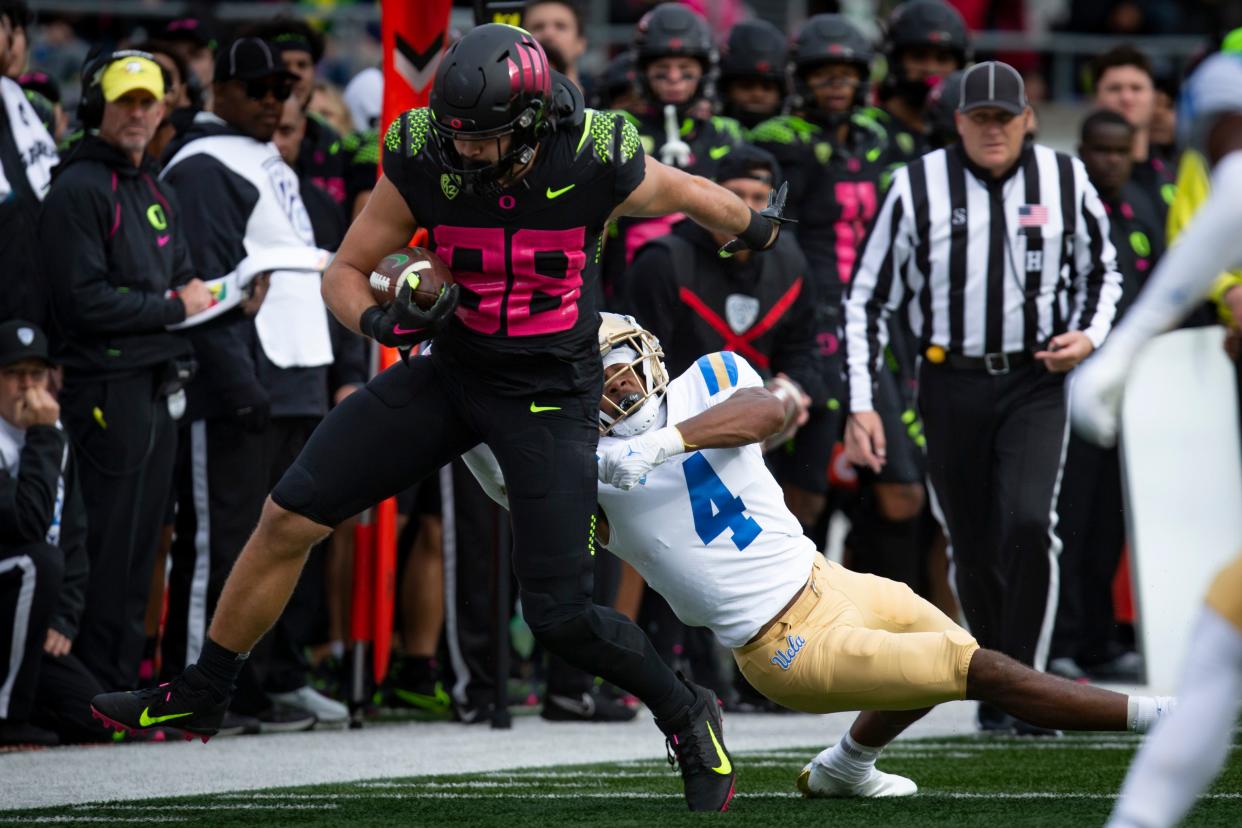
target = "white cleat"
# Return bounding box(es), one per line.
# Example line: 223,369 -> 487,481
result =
797,761 -> 918,798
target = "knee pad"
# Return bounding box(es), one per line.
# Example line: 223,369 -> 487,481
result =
521,589 -> 647,662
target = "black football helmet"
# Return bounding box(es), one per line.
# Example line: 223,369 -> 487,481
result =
925,69 -> 965,148
882,0 -> 970,108
633,3 -> 716,107
791,14 -> 874,118
429,24 -> 555,196
719,19 -> 788,126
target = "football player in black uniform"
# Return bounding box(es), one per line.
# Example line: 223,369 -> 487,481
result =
718,19 -> 788,133
866,0 -> 970,163
750,15 -> 901,537
91,24 -> 789,812
602,3 -> 746,302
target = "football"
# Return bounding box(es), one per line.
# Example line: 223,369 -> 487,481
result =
368,246 -> 454,310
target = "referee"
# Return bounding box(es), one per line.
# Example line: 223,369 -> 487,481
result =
842,62 -> 1123,723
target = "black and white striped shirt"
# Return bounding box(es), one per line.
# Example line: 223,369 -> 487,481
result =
843,142 -> 1123,412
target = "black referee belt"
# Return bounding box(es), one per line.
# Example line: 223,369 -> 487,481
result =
925,347 -> 1035,376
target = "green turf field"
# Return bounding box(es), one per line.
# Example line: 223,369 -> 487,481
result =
3,732 -> 1239,826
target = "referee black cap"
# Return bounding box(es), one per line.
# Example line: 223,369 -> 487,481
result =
959,60 -> 1027,114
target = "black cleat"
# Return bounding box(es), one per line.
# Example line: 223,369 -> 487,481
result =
90,666 -> 229,743
662,682 -> 736,812
541,689 -> 638,723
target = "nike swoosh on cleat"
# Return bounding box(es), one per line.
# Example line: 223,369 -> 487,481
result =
708,146 -> 731,160
530,403 -> 562,413
138,706 -> 194,727
546,184 -> 575,199
706,721 -> 732,774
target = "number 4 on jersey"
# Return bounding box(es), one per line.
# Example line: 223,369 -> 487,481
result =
682,453 -> 761,551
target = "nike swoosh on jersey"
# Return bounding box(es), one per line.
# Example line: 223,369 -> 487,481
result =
138,707 -> 194,727
156,234 -> 171,247
707,721 -> 732,774
546,184 -> 575,199
530,403 -> 562,413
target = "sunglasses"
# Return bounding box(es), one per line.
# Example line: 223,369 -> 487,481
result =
242,78 -> 294,102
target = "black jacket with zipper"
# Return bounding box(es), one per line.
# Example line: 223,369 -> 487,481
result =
39,135 -> 193,375
0,424 -> 89,640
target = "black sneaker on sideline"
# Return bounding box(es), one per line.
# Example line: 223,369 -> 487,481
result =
254,703 -> 316,734
217,710 -> 261,737
660,680 -> 736,812
0,720 -> 58,747
91,666 -> 229,743
541,689 -> 638,722
976,702 -> 1012,733
1011,717 -> 1063,738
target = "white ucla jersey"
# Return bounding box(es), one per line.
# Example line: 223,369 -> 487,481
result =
598,352 -> 818,647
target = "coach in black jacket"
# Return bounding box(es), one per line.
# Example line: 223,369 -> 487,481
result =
39,51 -> 213,692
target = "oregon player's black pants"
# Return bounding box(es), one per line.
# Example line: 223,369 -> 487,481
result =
919,360 -> 1066,668
271,355 -> 687,716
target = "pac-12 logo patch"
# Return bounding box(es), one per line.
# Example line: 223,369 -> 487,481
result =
725,294 -> 760,334
441,173 -> 459,200
770,634 -> 806,671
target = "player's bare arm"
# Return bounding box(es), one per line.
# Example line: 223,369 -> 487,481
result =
322,174 -> 419,336
675,387 -> 786,450
611,156 -> 779,250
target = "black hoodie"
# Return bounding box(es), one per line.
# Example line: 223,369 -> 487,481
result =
39,135 -> 193,374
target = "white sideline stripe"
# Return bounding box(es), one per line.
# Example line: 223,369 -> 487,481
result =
198,790 -> 1242,802
4,819 -> 180,824
70,804 -> 338,811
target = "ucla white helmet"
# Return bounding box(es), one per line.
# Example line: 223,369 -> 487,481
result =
598,312 -> 669,436
1177,51 -> 1242,157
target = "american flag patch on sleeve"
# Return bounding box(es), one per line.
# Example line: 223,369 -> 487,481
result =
1018,204 -> 1048,227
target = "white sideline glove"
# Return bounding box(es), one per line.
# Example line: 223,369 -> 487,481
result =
598,426 -> 685,490
1069,339 -> 1137,449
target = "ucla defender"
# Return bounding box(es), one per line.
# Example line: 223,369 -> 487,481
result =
1071,53 -> 1242,828
465,313 -> 1177,798
90,25 -> 792,812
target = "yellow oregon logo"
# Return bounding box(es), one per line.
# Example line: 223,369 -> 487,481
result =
146,204 -> 167,230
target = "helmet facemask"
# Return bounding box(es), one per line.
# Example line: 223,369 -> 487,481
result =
598,315 -> 669,437
429,102 -> 545,197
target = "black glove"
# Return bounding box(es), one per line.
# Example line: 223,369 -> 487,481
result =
718,181 -> 796,258
360,280 -> 461,348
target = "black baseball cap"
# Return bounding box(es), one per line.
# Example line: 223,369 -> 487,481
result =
958,60 -> 1027,115
213,37 -> 298,83
0,321 -> 52,368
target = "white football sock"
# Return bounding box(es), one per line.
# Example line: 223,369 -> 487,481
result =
1126,695 -> 1177,733
1108,608 -> 1242,828
816,732 -> 883,784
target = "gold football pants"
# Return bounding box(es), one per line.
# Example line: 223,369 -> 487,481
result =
733,556 -> 979,713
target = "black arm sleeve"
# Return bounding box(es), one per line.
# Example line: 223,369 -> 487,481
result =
49,457 -> 87,640
623,243 -> 681,348
40,179 -> 186,333
0,426 -> 67,546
